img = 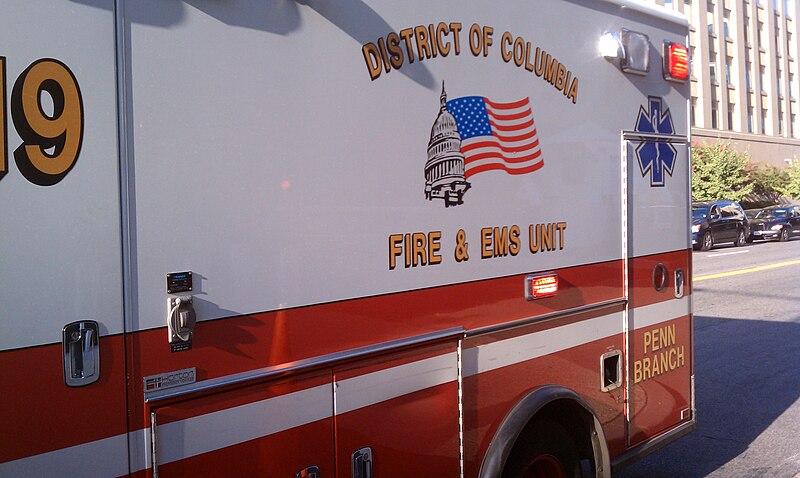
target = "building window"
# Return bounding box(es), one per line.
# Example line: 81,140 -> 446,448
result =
748,107 -> 754,132
726,62 -> 733,85
711,63 -> 718,83
746,68 -> 752,90
712,102 -> 719,128
708,7 -> 716,34
692,98 -> 697,126
728,105 -> 735,130
762,109 -> 768,134
792,113 -> 796,137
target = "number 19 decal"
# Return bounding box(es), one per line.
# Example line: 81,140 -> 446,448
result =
1,56 -> 84,186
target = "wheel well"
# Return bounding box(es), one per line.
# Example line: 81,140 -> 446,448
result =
478,385 -> 611,478
510,399 -> 595,465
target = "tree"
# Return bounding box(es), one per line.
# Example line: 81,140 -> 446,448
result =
691,142 -> 753,201
776,162 -> 800,200
745,162 -> 789,205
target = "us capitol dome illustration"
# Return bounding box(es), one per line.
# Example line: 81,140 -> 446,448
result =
424,83 -> 470,207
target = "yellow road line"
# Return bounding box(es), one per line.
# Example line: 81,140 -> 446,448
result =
694,259 -> 800,281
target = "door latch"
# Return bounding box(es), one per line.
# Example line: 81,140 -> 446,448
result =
352,447 -> 373,478
167,295 -> 196,352
62,320 -> 100,387
674,268 -> 685,298
297,466 -> 320,478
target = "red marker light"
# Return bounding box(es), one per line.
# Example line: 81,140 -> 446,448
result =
526,273 -> 559,300
664,42 -> 689,82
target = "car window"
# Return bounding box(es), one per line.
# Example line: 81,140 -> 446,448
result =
710,206 -> 720,217
692,206 -> 710,219
772,209 -> 788,218
721,205 -> 737,218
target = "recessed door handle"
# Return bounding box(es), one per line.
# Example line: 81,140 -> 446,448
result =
352,447 -> 373,478
62,320 -> 100,387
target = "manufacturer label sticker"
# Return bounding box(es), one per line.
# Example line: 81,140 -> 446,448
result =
144,367 -> 196,393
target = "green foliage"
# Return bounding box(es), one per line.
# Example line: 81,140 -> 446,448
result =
691,142 -> 754,201
746,162 -> 789,203
776,162 -> 800,200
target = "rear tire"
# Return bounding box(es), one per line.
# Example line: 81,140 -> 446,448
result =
503,419 -> 582,478
701,231 -> 713,251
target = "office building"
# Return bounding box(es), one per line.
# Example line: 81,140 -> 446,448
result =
654,0 -> 800,166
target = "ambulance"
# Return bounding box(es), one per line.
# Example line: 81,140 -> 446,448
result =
1,1 -> 693,476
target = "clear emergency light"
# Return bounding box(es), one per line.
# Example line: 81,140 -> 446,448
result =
600,29 -> 650,75
663,41 -> 689,82
525,273 -> 559,300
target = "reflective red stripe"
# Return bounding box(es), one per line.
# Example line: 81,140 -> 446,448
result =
3,254 -> 690,467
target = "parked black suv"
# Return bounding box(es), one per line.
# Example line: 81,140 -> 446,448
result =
748,205 -> 800,242
691,200 -> 750,251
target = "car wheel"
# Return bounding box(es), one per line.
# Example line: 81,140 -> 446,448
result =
779,228 -> 790,242
735,228 -> 746,246
701,231 -> 713,251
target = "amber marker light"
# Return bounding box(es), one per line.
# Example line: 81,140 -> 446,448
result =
664,41 -> 689,82
526,273 -> 559,300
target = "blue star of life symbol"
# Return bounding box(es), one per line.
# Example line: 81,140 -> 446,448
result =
635,97 -> 677,187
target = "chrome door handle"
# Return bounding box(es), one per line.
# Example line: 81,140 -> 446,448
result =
62,320 -> 100,387
352,447 -> 373,478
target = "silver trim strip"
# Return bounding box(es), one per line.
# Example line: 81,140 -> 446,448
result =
150,412 -> 158,478
622,131 -> 688,143
612,419 -> 696,471
465,298 -> 627,338
145,327 -> 464,403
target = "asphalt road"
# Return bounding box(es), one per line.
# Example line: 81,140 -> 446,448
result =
616,238 -> 800,478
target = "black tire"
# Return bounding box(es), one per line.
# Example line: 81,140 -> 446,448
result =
503,419 -> 582,478
700,231 -> 713,251
779,228 -> 790,242
735,228 -> 746,246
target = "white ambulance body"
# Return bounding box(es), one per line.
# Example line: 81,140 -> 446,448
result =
1,1 -> 693,476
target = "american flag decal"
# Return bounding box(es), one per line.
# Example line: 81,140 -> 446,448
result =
446,96 -> 543,178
